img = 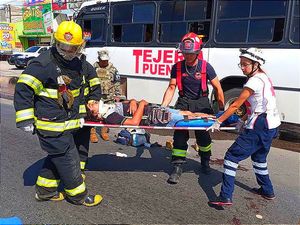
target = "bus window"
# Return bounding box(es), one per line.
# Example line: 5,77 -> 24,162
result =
112,2 -> 155,43
82,15 -> 107,46
159,0 -> 212,43
290,0 -> 299,43
186,1 -> 210,20
251,1 -> 287,17
133,3 -> 155,23
159,22 -> 187,43
159,1 -> 184,22
122,24 -> 143,42
218,1 -> 251,19
216,20 -> 248,42
216,0 -> 287,43
112,4 -> 132,23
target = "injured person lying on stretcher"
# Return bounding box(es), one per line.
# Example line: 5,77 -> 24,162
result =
86,99 -> 239,128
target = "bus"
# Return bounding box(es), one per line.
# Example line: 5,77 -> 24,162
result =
76,0 -> 300,125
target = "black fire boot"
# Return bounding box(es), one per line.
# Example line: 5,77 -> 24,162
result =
201,156 -> 211,175
167,164 -> 183,184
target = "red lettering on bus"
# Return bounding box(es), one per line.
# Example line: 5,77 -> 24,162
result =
142,64 -> 149,73
153,50 -> 162,63
163,50 -> 173,63
143,49 -> 152,63
133,50 -> 143,73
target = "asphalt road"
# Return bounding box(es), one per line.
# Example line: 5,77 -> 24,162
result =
0,99 -> 299,224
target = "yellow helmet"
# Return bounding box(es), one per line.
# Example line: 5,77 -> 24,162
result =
54,21 -> 84,46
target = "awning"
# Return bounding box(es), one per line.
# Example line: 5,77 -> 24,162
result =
18,34 -> 52,38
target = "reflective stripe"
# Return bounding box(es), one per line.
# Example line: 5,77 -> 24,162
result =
199,143 -> 212,152
79,105 -> 86,114
253,168 -> 269,175
38,88 -> 57,99
36,176 -> 59,188
80,161 -> 86,170
224,168 -> 236,177
35,119 -> 81,132
224,160 -> 239,169
172,148 -> 187,157
84,87 -> 89,96
38,88 -> 81,99
65,182 -> 86,196
89,77 -> 101,87
252,161 -> 267,168
17,74 -> 43,94
16,108 -> 34,123
71,88 -> 80,97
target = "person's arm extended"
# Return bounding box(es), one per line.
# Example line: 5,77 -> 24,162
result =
123,100 -> 148,126
218,87 -> 252,123
179,111 -> 215,118
210,77 -> 225,110
161,78 -> 177,107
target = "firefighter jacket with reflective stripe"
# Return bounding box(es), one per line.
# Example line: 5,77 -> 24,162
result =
14,47 -> 101,136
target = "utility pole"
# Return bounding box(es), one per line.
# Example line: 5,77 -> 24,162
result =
5,4 -> 11,23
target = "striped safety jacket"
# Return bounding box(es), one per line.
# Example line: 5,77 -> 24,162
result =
14,48 -> 101,137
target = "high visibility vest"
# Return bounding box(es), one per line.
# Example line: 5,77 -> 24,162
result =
176,60 -> 208,97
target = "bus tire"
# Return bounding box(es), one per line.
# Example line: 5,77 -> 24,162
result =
224,88 -> 246,117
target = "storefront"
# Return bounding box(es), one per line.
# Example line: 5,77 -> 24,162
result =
21,2 -> 53,49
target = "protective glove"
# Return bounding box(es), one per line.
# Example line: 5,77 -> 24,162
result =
236,118 -> 245,133
19,124 -> 35,133
79,118 -> 85,128
206,119 -> 222,132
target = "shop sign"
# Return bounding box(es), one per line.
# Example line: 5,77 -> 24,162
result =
52,0 -> 67,11
23,4 -> 52,35
0,23 -> 15,51
24,0 -> 51,6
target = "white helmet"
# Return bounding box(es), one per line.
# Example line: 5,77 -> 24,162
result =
239,48 -> 265,65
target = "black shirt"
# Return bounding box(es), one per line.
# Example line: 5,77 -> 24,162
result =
170,60 -> 217,99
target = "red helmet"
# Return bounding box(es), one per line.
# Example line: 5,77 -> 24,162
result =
178,32 -> 203,54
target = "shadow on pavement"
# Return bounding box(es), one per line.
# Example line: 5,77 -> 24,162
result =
23,158 -> 45,186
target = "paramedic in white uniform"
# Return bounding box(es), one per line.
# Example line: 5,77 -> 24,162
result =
207,48 -> 281,206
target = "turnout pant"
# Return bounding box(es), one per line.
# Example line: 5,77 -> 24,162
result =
171,96 -> 213,163
36,129 -> 89,204
73,126 -> 91,171
220,114 -> 278,200
172,130 -> 212,163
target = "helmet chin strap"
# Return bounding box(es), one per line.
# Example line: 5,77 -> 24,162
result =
246,63 -> 259,77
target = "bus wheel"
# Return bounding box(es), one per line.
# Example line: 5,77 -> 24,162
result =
224,88 -> 246,117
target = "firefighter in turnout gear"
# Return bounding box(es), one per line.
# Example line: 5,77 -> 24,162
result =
90,49 -> 122,142
14,21 -> 102,206
161,32 -> 225,184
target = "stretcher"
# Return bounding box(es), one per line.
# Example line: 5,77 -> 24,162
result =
84,118 -> 237,131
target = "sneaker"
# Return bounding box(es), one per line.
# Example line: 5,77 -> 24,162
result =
82,194 -> 103,207
251,187 -> 275,200
167,164 -> 182,184
209,196 -> 233,206
35,192 -> 64,202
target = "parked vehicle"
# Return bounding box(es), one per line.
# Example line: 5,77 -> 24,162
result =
15,56 -> 36,69
76,0 -> 300,125
7,46 -> 50,67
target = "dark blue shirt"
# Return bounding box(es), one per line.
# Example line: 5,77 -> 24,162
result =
171,60 -> 217,99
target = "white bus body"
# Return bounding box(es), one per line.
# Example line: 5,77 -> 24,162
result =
77,0 -> 300,124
